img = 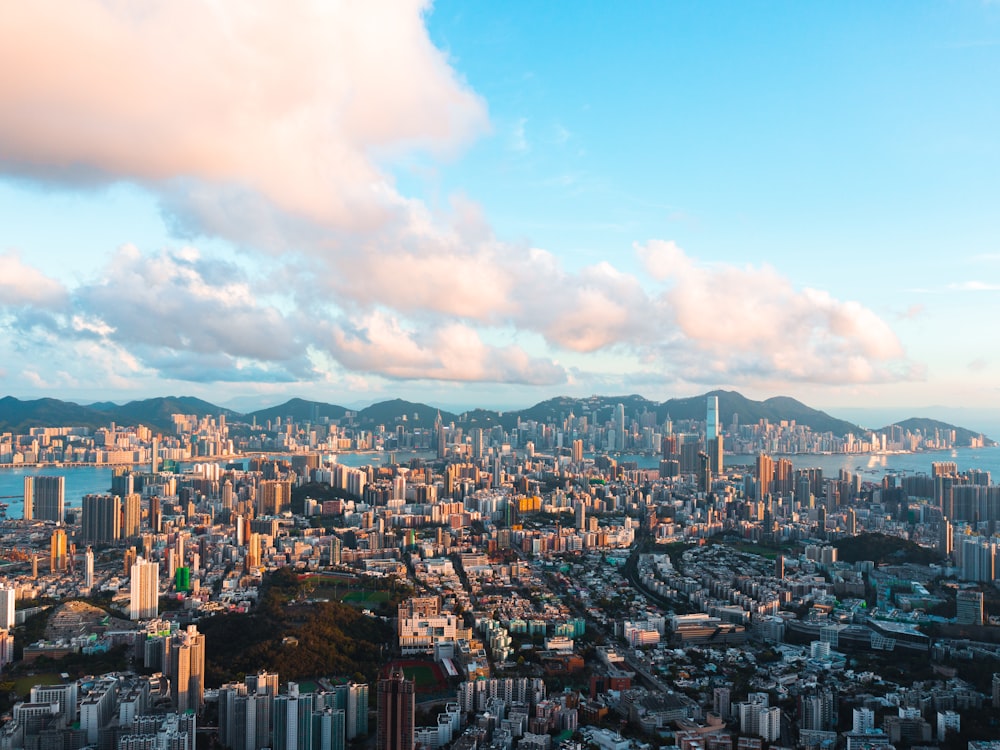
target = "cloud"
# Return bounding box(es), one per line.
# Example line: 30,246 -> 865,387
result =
0,0 -> 487,245
0,3 -> 917,396
948,280 -> 1000,291
325,311 -> 567,385
0,251 -> 68,307
632,240 -> 911,384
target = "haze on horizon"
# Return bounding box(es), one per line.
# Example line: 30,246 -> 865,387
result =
0,1 -> 998,415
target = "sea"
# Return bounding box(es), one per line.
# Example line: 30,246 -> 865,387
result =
1,446 -> 998,518
0,450 -> 432,517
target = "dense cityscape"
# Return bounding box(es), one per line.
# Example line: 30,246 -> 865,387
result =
0,396 -> 998,750
2,4 -> 1000,750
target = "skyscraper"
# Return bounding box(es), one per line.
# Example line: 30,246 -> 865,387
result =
377,668 -> 414,750
82,493 -> 121,544
129,556 -> 159,620
706,395 -> 723,474
50,528 -> 67,572
23,475 -> 65,522
84,547 -> 94,590
122,493 -> 142,539
170,624 -> 206,712
0,586 -> 14,630
756,453 -> 774,500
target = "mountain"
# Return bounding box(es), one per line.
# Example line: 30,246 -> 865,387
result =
0,395 -> 233,434
654,390 -> 863,436
102,397 -> 235,433
356,399 -> 458,428
0,396 -> 109,432
245,398 -> 349,425
0,392 -> 992,444
455,391 -> 863,437
876,417 -> 993,448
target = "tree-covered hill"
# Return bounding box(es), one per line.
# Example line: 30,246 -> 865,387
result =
198,568 -> 393,686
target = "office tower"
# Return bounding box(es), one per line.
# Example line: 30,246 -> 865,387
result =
129,556 -> 159,620
151,437 -> 159,474
23,475 -> 65,522
84,546 -> 94,589
122,493 -> 141,539
171,625 -> 206,712
615,403 -> 626,452
150,495 -> 161,533
575,500 -> 586,531
0,587 -> 14,630
82,493 -> 121,544
706,395 -> 723,473
330,536 -> 342,567
571,439 -> 584,464
377,667 -> 414,750
50,528 -> 67,572
756,454 -> 774,500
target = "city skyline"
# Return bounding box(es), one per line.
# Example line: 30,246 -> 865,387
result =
1,2 -> 999,413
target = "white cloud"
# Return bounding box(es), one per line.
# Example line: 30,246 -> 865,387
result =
0,3 -> 918,396
0,251 -> 67,307
0,0 -> 487,245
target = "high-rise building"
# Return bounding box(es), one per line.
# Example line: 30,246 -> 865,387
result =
82,493 -> 121,544
957,589 -> 984,625
24,475 -> 65,522
50,528 -> 67,572
756,454 -> 774,500
129,556 -> 159,620
257,480 -> 292,516
615,403 -> 626,453
171,624 -> 206,712
122,493 -> 142,539
0,587 -> 15,630
377,667 -> 414,750
706,396 -> 723,473
84,547 -> 94,590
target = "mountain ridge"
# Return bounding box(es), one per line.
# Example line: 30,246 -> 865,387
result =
0,393 -> 993,445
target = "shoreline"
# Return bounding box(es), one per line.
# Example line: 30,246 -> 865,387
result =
0,444 -> 993,471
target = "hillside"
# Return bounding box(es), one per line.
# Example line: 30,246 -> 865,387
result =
246,398 -> 349,425
356,398 -> 458,428
0,396 -> 108,432
876,417 -> 994,448
103,396 -> 235,433
655,390 -> 862,436
0,391 -> 992,443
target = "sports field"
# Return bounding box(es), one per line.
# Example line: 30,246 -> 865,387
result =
387,660 -> 448,692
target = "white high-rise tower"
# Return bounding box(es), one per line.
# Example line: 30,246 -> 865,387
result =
706,395 -> 723,474
129,556 -> 159,620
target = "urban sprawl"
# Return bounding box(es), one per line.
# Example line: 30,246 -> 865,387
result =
0,397 -> 999,750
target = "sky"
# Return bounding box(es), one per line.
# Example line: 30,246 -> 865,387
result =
1,1 -> 999,425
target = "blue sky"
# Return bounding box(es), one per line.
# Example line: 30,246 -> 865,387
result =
0,0 -> 999,424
